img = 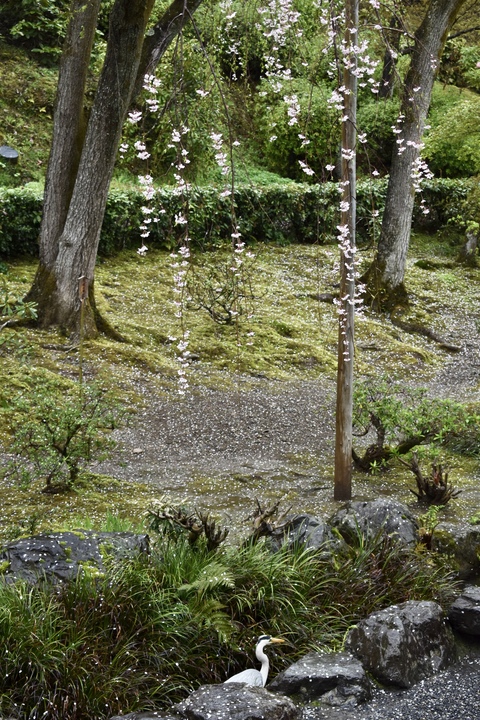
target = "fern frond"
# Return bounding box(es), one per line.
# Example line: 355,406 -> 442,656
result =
178,561 -> 234,596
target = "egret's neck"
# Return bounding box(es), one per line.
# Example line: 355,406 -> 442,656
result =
256,645 -> 270,686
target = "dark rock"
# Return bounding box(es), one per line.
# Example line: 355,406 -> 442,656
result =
270,514 -> 346,554
345,600 -> 456,688
109,713 -> 180,719
0,531 -> 149,585
330,499 -> 418,546
432,522 -> 480,579
268,651 -> 371,705
174,683 -> 300,720
448,585 -> 480,636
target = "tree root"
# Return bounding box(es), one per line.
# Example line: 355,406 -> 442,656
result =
391,309 -> 461,353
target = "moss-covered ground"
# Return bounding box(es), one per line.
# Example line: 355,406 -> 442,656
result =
0,229 -> 479,542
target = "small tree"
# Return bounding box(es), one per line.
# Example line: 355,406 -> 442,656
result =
352,378 -> 479,472
6,381 -> 120,493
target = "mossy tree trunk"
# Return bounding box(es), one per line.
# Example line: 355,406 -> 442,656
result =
27,0 -> 203,338
362,0 -> 467,311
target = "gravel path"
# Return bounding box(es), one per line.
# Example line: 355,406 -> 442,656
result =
302,655 -> 480,720
94,323 -> 480,526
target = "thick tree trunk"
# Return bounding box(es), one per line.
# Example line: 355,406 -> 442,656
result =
35,0 -> 101,270
29,0 -> 154,337
363,0 -> 467,310
28,0 -> 203,338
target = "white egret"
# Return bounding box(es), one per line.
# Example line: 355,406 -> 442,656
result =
224,635 -> 285,687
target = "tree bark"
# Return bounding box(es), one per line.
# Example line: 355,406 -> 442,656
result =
363,0 -> 467,310
37,0 -> 101,270
28,0 -> 155,337
27,0 -> 204,338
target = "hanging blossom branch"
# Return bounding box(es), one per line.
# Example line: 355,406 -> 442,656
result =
209,129 -> 256,344
257,0 -> 303,147
121,71 -> 194,394
168,122 -> 192,395
329,10 -> 382,361
391,104 -> 434,216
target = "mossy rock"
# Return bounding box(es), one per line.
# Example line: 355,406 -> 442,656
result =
0,530 -> 150,585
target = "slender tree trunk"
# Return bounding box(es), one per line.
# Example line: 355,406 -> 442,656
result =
363,0 -> 467,310
132,0 -> 204,100
334,0 -> 358,502
378,15 -> 401,99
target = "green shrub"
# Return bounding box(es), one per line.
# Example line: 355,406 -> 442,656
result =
0,0 -> 70,61
352,377 -> 480,472
356,96 -> 400,175
0,185 -> 43,256
424,85 -> 480,178
439,39 -> 480,92
1,179 -> 472,259
5,380 -> 121,492
255,78 -> 339,182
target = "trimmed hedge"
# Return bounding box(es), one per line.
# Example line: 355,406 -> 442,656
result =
0,178 -> 472,258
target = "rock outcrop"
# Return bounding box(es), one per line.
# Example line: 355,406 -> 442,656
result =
330,498 -> 418,547
174,683 -> 300,720
448,585 -> 480,636
268,651 -> 371,705
345,600 -> 457,688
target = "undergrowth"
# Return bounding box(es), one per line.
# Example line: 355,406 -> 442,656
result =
0,529 -> 458,719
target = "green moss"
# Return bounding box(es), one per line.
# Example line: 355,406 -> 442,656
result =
0,41 -> 56,185
0,474 -> 160,546
0,560 -> 10,574
78,561 -> 104,579
1,232 -> 479,540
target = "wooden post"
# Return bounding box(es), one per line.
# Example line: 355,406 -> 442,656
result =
334,0 -> 358,501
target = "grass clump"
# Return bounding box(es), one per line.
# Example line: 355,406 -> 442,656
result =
0,525 -> 458,719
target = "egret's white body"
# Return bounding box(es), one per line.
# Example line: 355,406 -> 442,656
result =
224,635 -> 285,687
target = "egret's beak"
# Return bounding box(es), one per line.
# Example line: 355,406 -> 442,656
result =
269,637 -> 285,644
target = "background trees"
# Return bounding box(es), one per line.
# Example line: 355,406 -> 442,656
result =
1,0 -> 480,334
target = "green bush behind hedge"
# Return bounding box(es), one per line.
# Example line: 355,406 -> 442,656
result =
0,178 -> 472,258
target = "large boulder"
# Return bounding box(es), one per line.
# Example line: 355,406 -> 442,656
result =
174,683 -> 300,720
0,531 -> 150,584
432,522 -> 480,579
330,499 -> 418,547
268,651 -> 371,706
270,514 -> 346,555
448,586 -> 480,636
345,600 -> 457,688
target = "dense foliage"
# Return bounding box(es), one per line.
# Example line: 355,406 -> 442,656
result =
0,178 -> 473,258
0,527 -> 457,719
